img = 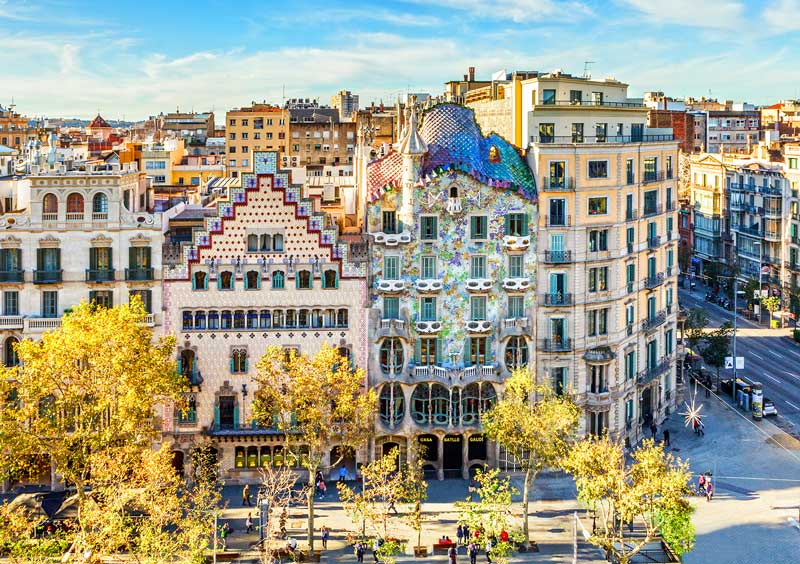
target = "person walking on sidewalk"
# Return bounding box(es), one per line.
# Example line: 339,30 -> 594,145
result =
706,480 -> 714,502
355,541 -> 365,563
448,544 -> 458,564
485,538 -> 493,564
242,483 -> 252,506
663,428 -> 671,447
321,526 -> 329,549
698,474 -> 706,496
650,420 -> 658,439
245,512 -> 253,533
468,541 -> 478,564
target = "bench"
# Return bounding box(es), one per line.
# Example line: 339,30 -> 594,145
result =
432,544 -> 462,556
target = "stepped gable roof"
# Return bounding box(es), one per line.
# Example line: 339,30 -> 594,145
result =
88,114 -> 112,129
367,103 -> 536,202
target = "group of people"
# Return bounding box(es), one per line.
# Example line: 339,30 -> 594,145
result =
353,538 -> 383,563
698,472 -> 714,501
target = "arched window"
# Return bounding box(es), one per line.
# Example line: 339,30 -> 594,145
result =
322,269 -> 338,289
311,309 -> 323,328
220,310 -> 232,329
42,193 -> 58,214
379,338 -> 404,374
337,308 -> 348,327
272,270 -> 285,289
247,310 -> 259,329
231,348 -> 248,373
66,193 -> 84,213
411,384 -> 431,424
481,383 -> 497,414
260,234 -> 272,251
272,310 -> 284,328
194,311 -> 206,329
461,383 -> 481,425
219,271 -> 233,290
247,234 -> 258,252
233,310 -> 245,329
245,270 -> 260,290
449,185 -> 458,198
379,383 -> 405,426
273,234 -> 284,252
182,311 -> 193,330
259,310 -> 271,329
298,309 -> 309,328
430,384 -> 450,426
193,271 -> 207,290
285,310 -> 296,328
505,336 -> 529,369
4,337 -> 19,367
296,270 -> 311,289
92,193 -> 108,213
208,310 -> 219,329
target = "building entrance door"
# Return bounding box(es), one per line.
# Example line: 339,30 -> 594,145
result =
443,434 -> 463,478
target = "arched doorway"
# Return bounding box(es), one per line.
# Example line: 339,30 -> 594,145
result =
171,450 -> 185,477
442,434 -> 463,478
417,434 -> 438,463
467,434 -> 487,461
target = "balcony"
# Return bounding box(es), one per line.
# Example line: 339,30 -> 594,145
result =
583,388 -> 611,407
534,134 -> 674,145
543,293 -> 573,306
0,315 -> 23,330
92,212 -> 108,222
641,310 -> 667,332
372,230 -> 412,246
378,318 -> 408,339
536,99 -> 646,109
502,235 -> 531,251
0,270 -> 24,283
584,346 -> 616,362
540,176 -> 575,191
502,277 -> 531,291
647,235 -> 661,249
26,318 -> 63,331
42,212 -> 58,222
625,209 -> 638,222
501,317 -> 528,338
666,201 -> 675,211
415,320 -> 442,334
466,278 -> 493,292
125,267 -> 154,281
33,270 -> 62,284
465,319 -> 492,333
376,279 -> 407,293
765,230 -> 781,241
644,273 -> 665,289
764,207 -> 782,218
412,364 -> 449,380
637,357 -> 672,386
733,224 -> 763,237
414,279 -> 443,293
86,268 -> 116,283
544,250 -> 572,263
643,204 -> 663,218
545,215 -> 572,227
462,364 -> 496,380
642,171 -> 665,184
540,338 -> 573,352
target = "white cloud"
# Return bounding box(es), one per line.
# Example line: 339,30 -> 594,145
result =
407,0 -> 592,23
617,0 -> 745,29
762,0 -> 800,32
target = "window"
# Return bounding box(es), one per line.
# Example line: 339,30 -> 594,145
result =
552,367 -> 567,395
505,213 -> 529,236
587,197 -> 608,215
588,161 -> 608,179
549,198 -> 566,225
539,123 -> 554,143
571,123 -> 584,143
130,289 -> 152,313
587,308 -> 609,336
322,269 -> 338,289
542,89 -> 556,104
595,122 -> 607,142
379,341 -> 404,375
588,267 -> 608,292
272,270 -> 285,289
37,248 -> 61,274
89,290 -> 112,309
505,336 -> 528,368
245,270 -> 261,290
3,291 -> 18,315
569,90 -> 582,104
470,215 -> 488,239
467,337 -> 488,365
42,291 -> 58,318
229,118 -> 236,126
471,255 -> 486,278
421,256 -> 437,279
790,158 -> 798,169
66,193 -> 84,214
508,255 -> 524,278
383,297 -> 400,319
42,193 -> 58,214
470,296 -> 487,321
508,295 -> 524,318
549,161 -> 566,188
231,349 -> 248,373
382,210 -> 398,234
416,337 -> 440,366
643,190 -> 658,215
296,270 -> 312,289
420,216 -> 438,240
384,256 -> 400,280
153,176 -> 166,183
588,229 -> 608,252
666,329 -> 674,355
644,157 -> 658,182
666,156 -> 673,179
626,263 -> 636,292
625,351 -> 636,381
145,160 -> 166,169
4,337 -> 18,367
0,248 -> 20,274
420,297 -> 437,322
626,158 -> 634,184
218,271 -> 234,290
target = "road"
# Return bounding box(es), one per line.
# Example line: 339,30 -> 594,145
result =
680,287 -> 800,436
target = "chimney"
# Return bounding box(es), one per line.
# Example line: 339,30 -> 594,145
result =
469,67 -> 475,81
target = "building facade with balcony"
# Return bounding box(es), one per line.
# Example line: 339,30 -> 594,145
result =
784,143 -> 800,318
686,153 -> 729,275
364,102 -> 537,479
0,164 -> 161,366
525,73 -> 680,444
161,150 -> 367,482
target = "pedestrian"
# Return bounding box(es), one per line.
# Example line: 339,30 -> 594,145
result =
219,523 -> 228,551
339,466 -> 347,483
485,538 -> 493,564
246,512 -> 253,534
663,429 -> 671,447
321,526 -> 329,549
463,524 -> 470,540
355,541 -> 365,563
468,541 -> 478,564
318,479 -> 327,499
449,544 -> 458,564
650,420 -> 657,439
457,524 -> 463,544
372,538 -> 381,562
242,483 -> 252,507
706,480 -> 714,502
499,529 -> 509,543
698,418 -> 705,436
698,474 -> 706,496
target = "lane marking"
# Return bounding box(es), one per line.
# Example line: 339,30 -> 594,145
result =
783,372 -> 800,381
752,352 -> 765,360
786,401 -> 800,410
763,373 -> 781,383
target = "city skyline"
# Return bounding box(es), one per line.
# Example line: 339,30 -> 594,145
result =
3,0 -> 800,119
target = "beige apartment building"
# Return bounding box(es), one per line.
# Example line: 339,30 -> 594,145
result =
225,104 -> 289,177
523,72 -> 679,443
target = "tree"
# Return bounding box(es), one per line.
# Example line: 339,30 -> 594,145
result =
256,465 -> 305,564
456,468 -> 517,564
761,295 -> 781,314
562,436 -> 694,564
482,369 -> 580,548
701,322 -> 732,387
400,445 -> 429,552
0,299 -> 183,529
683,308 -> 709,352
253,344 -> 377,552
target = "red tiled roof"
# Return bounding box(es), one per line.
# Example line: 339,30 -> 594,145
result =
765,103 -> 783,110
88,114 -> 112,129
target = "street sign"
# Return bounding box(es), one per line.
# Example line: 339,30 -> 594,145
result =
725,356 -> 745,370
725,357 -> 733,369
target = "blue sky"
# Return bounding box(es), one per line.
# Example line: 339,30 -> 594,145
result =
2,0 -> 800,119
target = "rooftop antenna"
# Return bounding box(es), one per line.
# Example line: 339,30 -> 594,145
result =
583,61 -> 595,80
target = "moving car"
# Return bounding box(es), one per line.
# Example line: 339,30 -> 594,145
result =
763,398 -> 778,417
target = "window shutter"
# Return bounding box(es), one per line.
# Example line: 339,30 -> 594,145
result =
230,359 -> 235,373
177,358 -> 183,374
244,359 -> 249,373
192,358 -> 198,377
108,293 -> 113,308
295,274 -> 300,289
213,403 -> 220,430
464,338 -> 471,367
89,290 -> 96,303
504,215 -> 510,236
89,248 -> 98,270
217,276 -> 223,290
144,290 -> 152,313
521,213 -> 530,236
435,338 -> 443,365
414,339 -> 421,364
107,248 -> 113,271
36,248 -> 44,270
128,247 -> 136,270
233,404 -> 239,428
192,274 -> 197,290
143,247 -> 152,268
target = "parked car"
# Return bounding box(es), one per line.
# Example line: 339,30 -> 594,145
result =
763,398 -> 778,417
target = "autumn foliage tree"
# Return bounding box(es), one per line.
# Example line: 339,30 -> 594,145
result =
562,436 -> 694,563
483,369 -> 580,547
253,344 -> 377,551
